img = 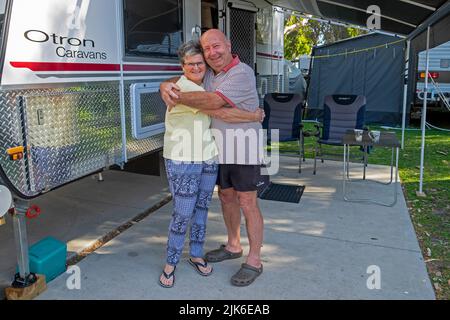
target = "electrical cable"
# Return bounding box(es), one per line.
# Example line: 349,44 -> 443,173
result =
425,122 -> 450,132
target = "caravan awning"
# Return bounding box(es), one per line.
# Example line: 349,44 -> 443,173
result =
270,0 -> 449,35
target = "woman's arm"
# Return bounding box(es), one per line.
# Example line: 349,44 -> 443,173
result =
203,107 -> 265,123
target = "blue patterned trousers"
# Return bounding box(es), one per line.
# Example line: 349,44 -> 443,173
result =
164,158 -> 218,266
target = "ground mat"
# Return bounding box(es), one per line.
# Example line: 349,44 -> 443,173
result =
257,182 -> 305,203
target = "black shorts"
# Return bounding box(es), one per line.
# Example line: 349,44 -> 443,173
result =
217,164 -> 268,192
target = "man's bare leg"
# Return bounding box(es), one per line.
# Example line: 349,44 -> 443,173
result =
218,187 -> 243,253
237,191 -> 263,267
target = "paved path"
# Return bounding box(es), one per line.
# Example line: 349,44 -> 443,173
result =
34,157 -> 434,299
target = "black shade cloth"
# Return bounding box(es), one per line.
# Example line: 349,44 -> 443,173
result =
307,33 -> 405,125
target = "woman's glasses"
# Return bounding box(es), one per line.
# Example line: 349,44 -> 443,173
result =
184,62 -> 205,68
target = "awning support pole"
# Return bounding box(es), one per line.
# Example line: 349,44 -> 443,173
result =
116,1 -> 127,165
401,40 -> 410,149
418,26 -> 430,196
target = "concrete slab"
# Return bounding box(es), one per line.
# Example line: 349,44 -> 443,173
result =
0,170 -> 170,299
35,157 -> 434,300
37,220 -> 432,299
269,157 -> 420,252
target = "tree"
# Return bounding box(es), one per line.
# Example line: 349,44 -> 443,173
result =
284,14 -> 367,60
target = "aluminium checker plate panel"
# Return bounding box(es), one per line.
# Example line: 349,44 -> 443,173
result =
0,81 -> 166,197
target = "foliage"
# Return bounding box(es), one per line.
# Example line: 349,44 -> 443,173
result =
284,14 -> 367,60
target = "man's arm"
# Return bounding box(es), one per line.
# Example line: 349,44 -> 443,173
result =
160,78 -> 224,110
176,91 -> 226,110
202,107 -> 265,123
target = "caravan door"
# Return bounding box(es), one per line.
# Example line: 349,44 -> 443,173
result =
226,1 -> 257,71
184,0 -> 202,41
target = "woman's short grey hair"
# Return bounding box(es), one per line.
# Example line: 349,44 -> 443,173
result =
177,40 -> 203,65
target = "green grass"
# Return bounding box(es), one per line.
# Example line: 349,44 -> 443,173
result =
275,123 -> 450,299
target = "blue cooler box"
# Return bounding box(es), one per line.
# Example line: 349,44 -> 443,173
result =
27,236 -> 67,283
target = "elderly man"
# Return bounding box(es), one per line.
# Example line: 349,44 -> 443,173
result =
160,29 -> 265,287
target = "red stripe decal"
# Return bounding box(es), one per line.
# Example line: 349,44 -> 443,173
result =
10,62 -> 182,72
11,61 -> 120,72
123,64 -> 182,71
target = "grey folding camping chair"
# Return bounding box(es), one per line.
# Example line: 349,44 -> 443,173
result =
313,94 -> 367,175
263,93 -> 305,173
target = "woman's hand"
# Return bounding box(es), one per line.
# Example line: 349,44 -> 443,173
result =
255,108 -> 265,123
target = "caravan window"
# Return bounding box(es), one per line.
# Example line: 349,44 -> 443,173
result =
123,0 -> 183,59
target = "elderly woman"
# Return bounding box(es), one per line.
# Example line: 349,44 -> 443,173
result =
159,40 -> 262,288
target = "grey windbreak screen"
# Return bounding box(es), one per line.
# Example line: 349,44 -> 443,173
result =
307,33 -> 405,125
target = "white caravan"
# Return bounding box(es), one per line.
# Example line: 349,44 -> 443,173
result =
0,0 -> 287,291
416,39 -> 450,109
0,0 -> 286,203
